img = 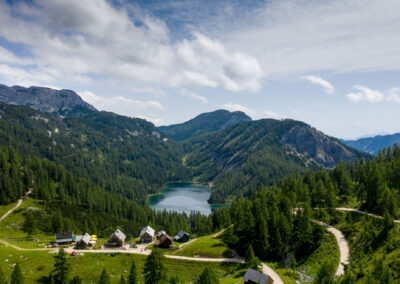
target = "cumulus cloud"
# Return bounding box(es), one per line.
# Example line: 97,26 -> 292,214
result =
78,90 -> 163,124
0,0 -> 263,93
179,88 -> 208,103
302,75 -> 335,94
346,85 -> 384,103
222,103 -> 255,116
387,88 -> 400,104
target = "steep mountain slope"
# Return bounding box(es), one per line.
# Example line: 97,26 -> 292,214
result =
0,103 -> 190,203
158,109 -> 251,141
0,84 -> 96,116
184,119 -> 369,203
343,133 -> 400,155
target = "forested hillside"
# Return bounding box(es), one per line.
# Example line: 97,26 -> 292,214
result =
344,133 -> 400,155
158,109 -> 251,141
184,118 -> 368,203
0,103 -> 191,203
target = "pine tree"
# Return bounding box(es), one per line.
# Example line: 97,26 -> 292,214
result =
245,244 -> 260,270
11,264 -> 24,284
98,269 -> 110,284
143,249 -> 167,284
198,267 -> 219,284
52,248 -> 69,284
127,260 -> 137,284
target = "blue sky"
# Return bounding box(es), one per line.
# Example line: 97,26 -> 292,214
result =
0,0 -> 400,139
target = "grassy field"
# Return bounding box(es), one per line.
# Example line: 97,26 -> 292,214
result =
0,202 -> 17,218
170,233 -> 234,258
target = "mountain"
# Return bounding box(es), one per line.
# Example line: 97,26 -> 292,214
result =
158,109 -> 251,141
184,118 -> 369,203
0,84 -> 97,116
343,133 -> 400,155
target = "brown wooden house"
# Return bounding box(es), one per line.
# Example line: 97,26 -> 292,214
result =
106,229 -> 126,247
155,234 -> 172,248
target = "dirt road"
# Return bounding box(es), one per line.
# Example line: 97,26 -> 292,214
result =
0,188 -> 33,223
336,207 -> 400,223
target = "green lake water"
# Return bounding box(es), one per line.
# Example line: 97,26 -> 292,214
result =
148,183 -> 222,215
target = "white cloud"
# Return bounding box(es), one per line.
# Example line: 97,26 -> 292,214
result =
179,88 -> 208,103
302,75 -> 335,94
0,1 -> 264,93
346,85 -> 384,103
264,110 -> 283,119
222,103 -> 255,116
387,88 -> 400,104
78,90 -> 163,123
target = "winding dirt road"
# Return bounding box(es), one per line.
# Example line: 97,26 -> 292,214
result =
0,188 -> 33,223
336,207 -> 400,223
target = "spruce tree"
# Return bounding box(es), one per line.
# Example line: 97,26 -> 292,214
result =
11,264 -> 24,284
128,260 -> 137,284
98,269 -> 110,284
143,249 -> 167,284
198,267 -> 219,284
23,210 -> 36,236
52,248 -> 69,284
245,244 -> 260,270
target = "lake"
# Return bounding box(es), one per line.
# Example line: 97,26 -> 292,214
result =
148,183 -> 220,215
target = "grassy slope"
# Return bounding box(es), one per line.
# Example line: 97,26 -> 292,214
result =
171,234 -> 234,258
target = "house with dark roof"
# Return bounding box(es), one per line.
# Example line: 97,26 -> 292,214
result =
106,229 -> 126,247
75,233 -> 91,249
243,268 -> 273,284
55,232 -> 73,245
174,230 -> 189,242
140,226 -> 155,243
155,234 -> 173,248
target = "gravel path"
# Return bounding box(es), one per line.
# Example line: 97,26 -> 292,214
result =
262,263 -> 284,284
312,220 -> 349,277
336,207 -> 400,223
0,188 -> 33,223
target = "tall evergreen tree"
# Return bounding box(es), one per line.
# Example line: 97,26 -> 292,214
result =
143,249 -> 167,284
198,267 -> 219,284
52,248 -> 69,284
98,269 -> 110,284
23,210 -> 36,236
11,264 -> 24,284
245,245 -> 260,270
128,260 -> 137,284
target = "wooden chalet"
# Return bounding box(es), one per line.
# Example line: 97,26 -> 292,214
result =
106,229 -> 126,247
55,232 -> 73,245
155,234 -> 172,248
157,230 -> 166,240
75,233 -> 91,249
140,226 -> 155,243
174,230 -> 189,242
243,268 -> 273,284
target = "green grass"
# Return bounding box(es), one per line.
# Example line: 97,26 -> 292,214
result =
0,202 -> 17,218
171,233 -> 234,258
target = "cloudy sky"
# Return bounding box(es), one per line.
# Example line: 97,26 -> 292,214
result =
1,0 -> 400,139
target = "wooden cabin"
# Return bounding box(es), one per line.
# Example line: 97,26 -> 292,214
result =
157,230 -> 166,240
55,232 -> 73,245
106,229 -> 126,247
155,234 -> 172,248
75,233 -> 91,249
174,230 -> 190,242
243,268 -> 273,284
140,226 -> 155,243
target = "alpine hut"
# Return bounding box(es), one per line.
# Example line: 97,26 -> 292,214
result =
106,229 -> 126,247
55,232 -> 73,245
75,233 -> 91,249
155,234 -> 173,248
140,226 -> 155,243
243,268 -> 273,284
174,230 -> 190,242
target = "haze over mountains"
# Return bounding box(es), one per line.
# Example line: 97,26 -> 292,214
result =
343,134 -> 400,155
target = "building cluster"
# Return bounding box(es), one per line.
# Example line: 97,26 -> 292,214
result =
55,232 -> 97,249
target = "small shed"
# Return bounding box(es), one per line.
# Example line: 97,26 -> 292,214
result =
75,233 -> 91,249
174,230 -> 190,242
157,230 -> 166,240
106,229 -> 126,247
55,232 -> 73,245
140,226 -> 155,243
243,268 -> 273,284
155,234 -> 173,248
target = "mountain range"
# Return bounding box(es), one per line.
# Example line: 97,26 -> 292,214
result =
343,133 -> 400,155
0,84 -> 370,203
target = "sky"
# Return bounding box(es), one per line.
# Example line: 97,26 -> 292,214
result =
0,0 -> 400,139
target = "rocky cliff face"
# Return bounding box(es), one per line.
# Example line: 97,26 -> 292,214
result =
0,84 -> 96,115
282,124 -> 357,168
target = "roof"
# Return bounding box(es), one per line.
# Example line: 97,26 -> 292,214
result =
243,268 -> 271,284
108,229 -> 126,242
55,232 -> 73,240
78,233 -> 91,245
155,234 -> 172,246
157,230 -> 166,237
140,226 -> 155,238
175,230 -> 189,239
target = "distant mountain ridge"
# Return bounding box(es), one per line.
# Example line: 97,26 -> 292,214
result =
343,133 -> 400,155
0,84 -> 97,115
158,109 -> 251,141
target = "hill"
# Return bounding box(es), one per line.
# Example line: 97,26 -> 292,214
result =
343,133 -> 400,155
158,109 -> 251,141
184,119 -> 369,203
0,84 -> 96,116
